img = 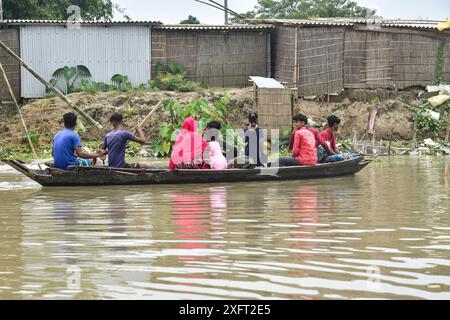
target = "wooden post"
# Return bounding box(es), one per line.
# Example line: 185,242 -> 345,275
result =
412,116 -> 417,149
446,111 -> 450,142
224,0 -> 229,25
0,40 -> 102,129
0,63 -> 42,169
326,45 -> 330,103
388,128 -> 393,156
293,26 -> 299,91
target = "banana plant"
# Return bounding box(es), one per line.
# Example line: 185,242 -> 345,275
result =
51,65 -> 92,94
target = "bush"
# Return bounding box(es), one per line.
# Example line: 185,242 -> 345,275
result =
154,62 -> 202,92
410,101 -> 449,139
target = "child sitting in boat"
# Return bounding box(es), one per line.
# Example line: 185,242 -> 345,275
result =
203,121 -> 228,170
244,112 -> 267,167
204,121 -> 239,159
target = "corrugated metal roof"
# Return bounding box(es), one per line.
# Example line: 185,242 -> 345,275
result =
154,24 -> 274,31
249,76 -> 285,89
250,18 -> 446,30
251,19 -> 357,27
1,19 -> 161,26
380,20 -> 442,30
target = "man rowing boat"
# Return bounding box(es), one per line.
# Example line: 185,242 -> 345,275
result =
98,113 -> 150,169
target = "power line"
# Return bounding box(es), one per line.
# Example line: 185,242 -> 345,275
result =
193,0 -> 245,22
207,0 -> 243,18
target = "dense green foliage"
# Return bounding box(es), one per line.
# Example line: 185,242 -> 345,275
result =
435,40 -> 447,84
150,95 -> 234,157
154,62 -> 202,92
3,0 -> 116,20
46,62 -> 201,95
111,74 -> 133,91
180,15 -> 201,24
51,65 -> 92,94
410,101 -> 450,139
232,0 -> 377,22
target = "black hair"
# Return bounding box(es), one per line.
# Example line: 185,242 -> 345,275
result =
293,114 -> 308,125
63,112 -> 77,129
248,112 -> 258,124
110,113 -> 124,124
206,121 -> 222,130
327,115 -> 341,127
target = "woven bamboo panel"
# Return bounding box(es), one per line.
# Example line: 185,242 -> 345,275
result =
0,28 -> 21,102
343,30 -> 367,88
364,32 -> 393,88
390,33 -> 440,88
272,26 -> 296,88
256,88 -> 293,137
166,31 -> 199,80
151,30 -> 269,88
151,30 -> 167,75
297,27 -> 345,96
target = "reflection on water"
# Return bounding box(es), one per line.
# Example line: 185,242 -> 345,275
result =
0,157 -> 449,299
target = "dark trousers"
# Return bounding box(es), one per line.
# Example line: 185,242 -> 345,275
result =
279,157 -> 301,167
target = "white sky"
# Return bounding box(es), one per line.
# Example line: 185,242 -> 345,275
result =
112,0 -> 450,24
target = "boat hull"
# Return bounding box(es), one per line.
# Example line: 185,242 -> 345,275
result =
2,156 -> 372,187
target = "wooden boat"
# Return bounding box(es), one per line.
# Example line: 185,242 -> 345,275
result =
2,156 -> 373,187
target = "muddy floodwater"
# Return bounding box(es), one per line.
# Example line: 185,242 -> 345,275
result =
0,157 -> 449,300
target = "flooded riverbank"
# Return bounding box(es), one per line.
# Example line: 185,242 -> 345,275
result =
0,157 -> 449,299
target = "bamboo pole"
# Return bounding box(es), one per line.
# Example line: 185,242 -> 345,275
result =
293,26 -> 299,90
0,63 -> 42,170
326,46 -> 330,103
0,40 -> 102,129
138,100 -> 165,129
446,111 -> 450,142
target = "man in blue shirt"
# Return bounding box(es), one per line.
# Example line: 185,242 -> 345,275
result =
52,113 -> 100,170
99,113 -> 150,169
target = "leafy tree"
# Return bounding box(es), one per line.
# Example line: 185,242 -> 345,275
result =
3,0 -> 117,21
180,15 -> 201,24
232,0 -> 377,22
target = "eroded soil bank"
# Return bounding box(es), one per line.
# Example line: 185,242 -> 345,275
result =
0,87 -> 437,153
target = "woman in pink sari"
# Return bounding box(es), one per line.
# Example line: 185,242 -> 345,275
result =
169,117 -> 210,170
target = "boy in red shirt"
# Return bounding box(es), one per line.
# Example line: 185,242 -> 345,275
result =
320,115 -> 341,154
279,114 -> 317,167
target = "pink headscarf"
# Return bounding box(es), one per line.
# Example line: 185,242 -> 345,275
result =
169,117 -> 209,170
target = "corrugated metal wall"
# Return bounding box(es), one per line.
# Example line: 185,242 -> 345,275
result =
20,25 -> 151,98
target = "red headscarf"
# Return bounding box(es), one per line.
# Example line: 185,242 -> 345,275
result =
169,117 -> 209,170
